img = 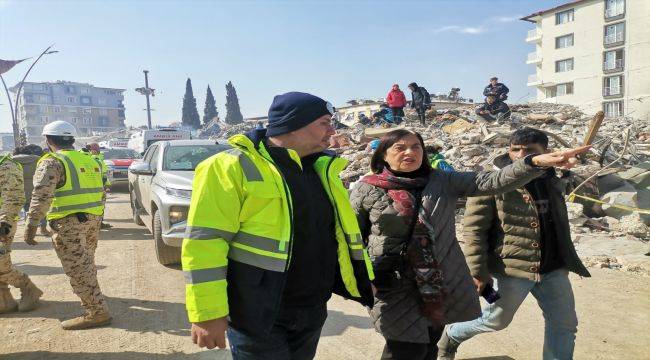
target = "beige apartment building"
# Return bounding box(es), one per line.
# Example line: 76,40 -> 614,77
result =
522,0 -> 650,120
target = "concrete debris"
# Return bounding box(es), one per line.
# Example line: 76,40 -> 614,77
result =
195,101 -> 650,275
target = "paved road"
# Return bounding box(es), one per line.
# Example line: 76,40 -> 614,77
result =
1,192 -> 648,359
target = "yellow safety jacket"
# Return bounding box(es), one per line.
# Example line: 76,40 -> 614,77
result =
40,150 -> 105,221
182,133 -> 374,326
91,153 -> 111,187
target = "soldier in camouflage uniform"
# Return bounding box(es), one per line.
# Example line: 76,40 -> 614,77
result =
24,121 -> 111,330
0,154 -> 43,313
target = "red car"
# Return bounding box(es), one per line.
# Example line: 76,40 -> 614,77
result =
101,148 -> 143,186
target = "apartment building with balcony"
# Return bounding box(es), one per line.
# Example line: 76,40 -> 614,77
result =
10,81 -> 126,144
522,0 -> 650,120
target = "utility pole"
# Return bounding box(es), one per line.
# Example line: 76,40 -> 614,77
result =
136,70 -> 155,129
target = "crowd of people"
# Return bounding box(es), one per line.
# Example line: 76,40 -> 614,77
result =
184,91 -> 590,360
1,87 -> 588,360
368,77 -> 512,128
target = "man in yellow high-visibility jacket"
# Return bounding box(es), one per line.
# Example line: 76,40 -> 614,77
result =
184,92 -> 374,359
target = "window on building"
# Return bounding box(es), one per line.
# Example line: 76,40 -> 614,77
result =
603,75 -> 623,96
83,117 -> 92,125
99,109 -> 108,116
605,22 -> 624,44
555,9 -> 574,24
39,95 -> 49,103
65,86 -> 76,94
83,108 -> 92,114
555,34 -> 574,49
104,89 -> 113,95
80,96 -> 91,105
603,49 -> 624,71
67,96 -> 76,103
98,116 -> 109,127
40,116 -> 49,124
605,0 -> 625,18
545,82 -> 574,98
557,82 -> 574,96
25,94 -> 34,103
81,87 -> 89,94
555,58 -> 574,72
40,105 -> 48,113
603,101 -> 624,117
71,117 -> 79,124
97,97 -> 107,105
53,106 -> 61,113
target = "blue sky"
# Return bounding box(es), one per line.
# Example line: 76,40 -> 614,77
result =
0,0 -> 566,132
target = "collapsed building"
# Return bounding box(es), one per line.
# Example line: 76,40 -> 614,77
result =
203,102 -> 650,275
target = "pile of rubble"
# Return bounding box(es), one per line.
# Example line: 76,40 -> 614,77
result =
331,102 -> 650,275
198,102 -> 649,275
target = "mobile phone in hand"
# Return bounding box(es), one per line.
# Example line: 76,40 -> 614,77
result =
481,283 -> 501,304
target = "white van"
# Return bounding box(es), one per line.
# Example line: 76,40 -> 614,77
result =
128,128 -> 191,154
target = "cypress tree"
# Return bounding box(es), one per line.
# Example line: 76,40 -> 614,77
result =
203,85 -> 218,125
181,78 -> 201,129
224,81 -> 244,125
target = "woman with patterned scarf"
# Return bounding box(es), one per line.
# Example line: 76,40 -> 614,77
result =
350,129 -> 590,359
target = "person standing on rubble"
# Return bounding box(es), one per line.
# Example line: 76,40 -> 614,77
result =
386,84 -> 407,123
0,151 -> 43,314
184,92 -> 374,359
438,128 -> 591,360
475,94 -> 510,122
350,128 -> 590,360
23,121 -> 111,330
483,77 -> 509,101
408,82 -> 431,126
12,144 -> 50,236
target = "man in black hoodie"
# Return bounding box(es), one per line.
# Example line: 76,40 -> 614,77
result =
408,82 -> 431,125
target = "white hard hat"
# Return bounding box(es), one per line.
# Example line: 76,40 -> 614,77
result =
42,120 -> 77,137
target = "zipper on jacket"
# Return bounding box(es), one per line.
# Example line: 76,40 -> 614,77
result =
523,188 -> 542,282
256,146 -> 294,270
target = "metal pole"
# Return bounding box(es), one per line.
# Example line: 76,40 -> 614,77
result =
0,74 -> 18,148
12,45 -> 55,137
143,70 -> 152,129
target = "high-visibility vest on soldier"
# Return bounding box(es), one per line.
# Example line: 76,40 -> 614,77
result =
39,150 -> 105,220
182,133 -> 374,325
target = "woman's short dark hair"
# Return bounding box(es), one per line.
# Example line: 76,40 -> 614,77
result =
370,129 -> 432,175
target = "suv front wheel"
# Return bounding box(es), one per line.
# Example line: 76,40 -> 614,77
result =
153,210 -> 181,267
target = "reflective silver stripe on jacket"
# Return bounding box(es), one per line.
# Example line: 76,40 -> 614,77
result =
184,266 -> 227,284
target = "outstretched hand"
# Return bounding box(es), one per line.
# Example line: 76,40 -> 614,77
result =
531,145 -> 591,169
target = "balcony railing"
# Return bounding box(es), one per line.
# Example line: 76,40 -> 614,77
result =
604,32 -> 624,44
527,52 -> 542,63
603,86 -> 622,96
526,29 -> 542,42
605,7 -> 624,19
603,59 -> 624,71
527,74 -> 540,85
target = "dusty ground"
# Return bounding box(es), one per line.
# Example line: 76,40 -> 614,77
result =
1,192 -> 648,360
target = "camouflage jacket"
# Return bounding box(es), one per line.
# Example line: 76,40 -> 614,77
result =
26,157 -> 66,227
0,157 -> 26,225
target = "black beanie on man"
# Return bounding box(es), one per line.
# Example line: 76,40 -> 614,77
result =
266,92 -> 332,137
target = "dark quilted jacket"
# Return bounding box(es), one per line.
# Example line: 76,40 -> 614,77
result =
463,154 -> 591,282
350,157 -> 545,343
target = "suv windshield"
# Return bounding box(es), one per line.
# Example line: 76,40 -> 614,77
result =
103,148 -> 142,160
163,145 -> 221,171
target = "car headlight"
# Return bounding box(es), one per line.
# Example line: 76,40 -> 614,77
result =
165,187 -> 192,198
169,206 -> 188,225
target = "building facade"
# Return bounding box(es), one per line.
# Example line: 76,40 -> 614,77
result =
522,0 -> 650,120
11,81 -> 126,144
0,133 -> 15,153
